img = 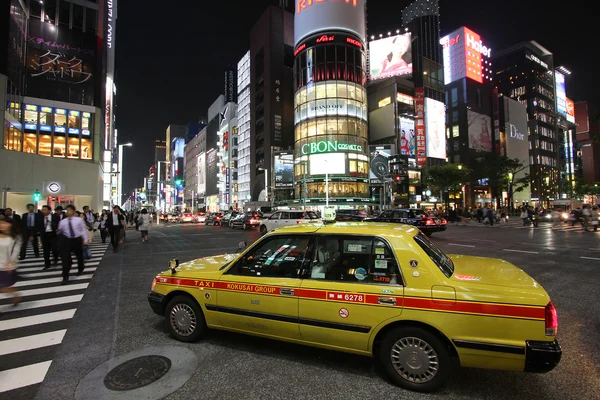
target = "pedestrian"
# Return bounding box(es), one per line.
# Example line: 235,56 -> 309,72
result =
582,205 -> 591,231
40,205 -> 60,270
520,207 -> 528,226
0,215 -> 22,313
55,206 -> 66,221
57,205 -> 88,284
20,203 -> 43,260
139,208 -> 152,242
487,208 -> 494,226
98,210 -> 109,243
591,206 -> 599,232
106,206 -> 125,252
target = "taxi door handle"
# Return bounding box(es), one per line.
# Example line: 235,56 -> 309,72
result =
280,288 -> 295,296
378,297 -> 397,306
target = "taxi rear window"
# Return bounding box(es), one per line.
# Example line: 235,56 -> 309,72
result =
414,233 -> 454,278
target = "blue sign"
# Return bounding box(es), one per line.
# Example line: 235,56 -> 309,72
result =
55,126 -> 66,133
82,129 -> 90,136
555,71 -> 567,116
40,125 -> 51,132
68,128 -> 80,134
25,123 -> 37,130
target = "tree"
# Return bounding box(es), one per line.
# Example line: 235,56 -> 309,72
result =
425,164 -> 472,210
470,154 -> 529,209
501,158 -> 530,209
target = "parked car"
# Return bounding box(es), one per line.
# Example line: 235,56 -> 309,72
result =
167,213 -> 180,223
230,212 -> 261,230
259,210 -> 320,235
221,211 -> 240,225
148,222 -> 561,393
365,208 -> 447,236
196,212 -> 206,223
205,213 -> 223,226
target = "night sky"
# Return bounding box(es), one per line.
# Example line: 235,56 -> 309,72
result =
116,0 -> 595,196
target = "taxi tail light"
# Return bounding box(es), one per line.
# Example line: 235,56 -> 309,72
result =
545,301 -> 558,336
425,219 -> 435,225
441,218 -> 447,224
296,220 -> 303,224
151,277 -> 157,291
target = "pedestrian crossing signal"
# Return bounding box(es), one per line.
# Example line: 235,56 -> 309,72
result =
33,191 -> 41,202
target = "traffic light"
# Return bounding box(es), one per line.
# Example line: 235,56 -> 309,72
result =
175,179 -> 183,187
33,191 -> 41,202
395,176 -> 400,181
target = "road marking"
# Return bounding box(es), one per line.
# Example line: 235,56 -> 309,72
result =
13,274 -> 94,288
19,257 -> 103,268
503,249 -> 539,254
0,309 -> 76,332
0,361 -> 53,393
18,261 -> 100,272
0,283 -> 89,299
19,267 -> 98,278
581,256 -> 600,261
0,330 -> 66,356
0,295 -> 83,313
448,243 -> 475,248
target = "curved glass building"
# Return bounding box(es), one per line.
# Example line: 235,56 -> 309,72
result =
293,31 -> 370,205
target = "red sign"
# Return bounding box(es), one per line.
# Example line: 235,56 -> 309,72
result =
415,88 -> 427,166
346,37 -> 362,49
464,28 -> 483,83
316,34 -> 335,43
294,43 -> 306,56
566,98 -> 575,117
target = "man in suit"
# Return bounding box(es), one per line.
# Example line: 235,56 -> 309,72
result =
40,205 -> 60,270
105,205 -> 124,252
20,203 -> 44,260
55,206 -> 66,221
58,204 -> 88,284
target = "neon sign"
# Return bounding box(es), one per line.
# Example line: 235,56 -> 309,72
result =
297,0 -> 357,15
294,43 -> 306,56
301,140 -> 363,155
346,37 -> 362,49
316,35 -> 335,43
466,30 -> 491,57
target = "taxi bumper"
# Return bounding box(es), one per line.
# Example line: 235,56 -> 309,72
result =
525,340 -> 561,373
148,291 -> 166,316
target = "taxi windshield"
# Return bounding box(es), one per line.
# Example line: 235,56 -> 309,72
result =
413,232 -> 454,278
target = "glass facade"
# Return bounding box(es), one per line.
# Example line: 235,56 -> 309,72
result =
4,101 -> 94,160
293,35 -> 370,203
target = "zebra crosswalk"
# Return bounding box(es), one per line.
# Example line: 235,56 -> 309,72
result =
458,220 -> 589,231
0,237 -> 109,397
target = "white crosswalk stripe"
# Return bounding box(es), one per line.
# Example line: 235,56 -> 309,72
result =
0,236 -> 110,395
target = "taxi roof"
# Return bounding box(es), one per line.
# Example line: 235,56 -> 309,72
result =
270,222 -> 420,239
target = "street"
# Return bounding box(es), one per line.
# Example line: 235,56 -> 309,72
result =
2,221 -> 599,400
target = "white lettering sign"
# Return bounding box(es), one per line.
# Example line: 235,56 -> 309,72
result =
466,32 -> 491,57
107,0 -> 113,48
526,54 -> 548,69
509,124 -> 525,140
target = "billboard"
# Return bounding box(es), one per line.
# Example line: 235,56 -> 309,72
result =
294,0 -> 366,46
425,98 -> 446,160
566,98 -> 575,124
399,117 -> 416,158
555,71 -> 567,116
441,27 -> 492,85
369,145 -> 393,182
197,152 -> 206,196
7,0 -> 27,87
415,88 -> 427,166
503,97 -> 530,202
274,152 -> 294,188
26,19 -> 97,105
467,110 -> 493,152
369,33 -> 412,80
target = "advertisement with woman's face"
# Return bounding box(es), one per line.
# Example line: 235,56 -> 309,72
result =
369,33 -> 412,80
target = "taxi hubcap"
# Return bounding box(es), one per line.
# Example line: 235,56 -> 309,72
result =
170,304 -> 196,336
391,337 -> 439,383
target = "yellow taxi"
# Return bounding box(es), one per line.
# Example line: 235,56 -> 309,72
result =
148,222 -> 561,392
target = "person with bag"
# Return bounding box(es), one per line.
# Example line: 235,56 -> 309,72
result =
78,213 -> 94,260
106,206 -> 125,252
139,208 -> 152,242
0,215 -> 23,313
98,210 -> 109,244
40,205 -> 60,270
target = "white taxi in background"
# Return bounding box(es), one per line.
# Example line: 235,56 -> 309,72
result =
259,210 -> 320,235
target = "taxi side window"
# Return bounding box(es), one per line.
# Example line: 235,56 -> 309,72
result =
307,236 -> 373,283
280,212 -> 291,219
370,239 -> 401,285
227,235 -> 311,278
269,212 -> 280,220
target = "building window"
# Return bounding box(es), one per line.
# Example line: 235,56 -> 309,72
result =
53,134 -> 66,157
39,134 -> 52,156
4,122 -> 22,151
452,125 -> 459,138
58,0 -> 70,27
24,133 -> 37,154
72,3 -> 84,30
452,110 -> 458,123
67,137 -> 80,158
451,88 -> 458,107
85,8 -> 97,32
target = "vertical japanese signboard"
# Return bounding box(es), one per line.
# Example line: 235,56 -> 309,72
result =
273,79 -> 282,143
415,88 -> 427,166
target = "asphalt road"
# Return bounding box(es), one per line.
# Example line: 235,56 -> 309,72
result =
6,221 -> 599,400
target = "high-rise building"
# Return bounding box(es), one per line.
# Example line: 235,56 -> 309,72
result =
237,51 -> 252,204
494,41 -> 559,205
440,26 -> 495,208
293,0 -> 370,208
184,127 -> 207,210
574,101 -> 600,184
0,0 -> 116,212
165,124 -> 185,163
249,5 -> 295,202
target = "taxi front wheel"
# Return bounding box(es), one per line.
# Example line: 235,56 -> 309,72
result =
165,295 -> 206,343
379,326 -> 452,392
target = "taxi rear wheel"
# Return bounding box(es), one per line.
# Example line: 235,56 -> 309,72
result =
379,327 -> 451,392
165,295 -> 206,342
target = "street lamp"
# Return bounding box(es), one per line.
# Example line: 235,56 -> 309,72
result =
258,167 -> 269,204
116,143 -> 133,208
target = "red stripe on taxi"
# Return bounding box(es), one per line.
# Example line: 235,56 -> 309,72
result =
403,297 -> 545,320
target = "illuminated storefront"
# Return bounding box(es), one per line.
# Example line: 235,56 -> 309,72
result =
293,0 -> 370,205
4,102 -> 94,160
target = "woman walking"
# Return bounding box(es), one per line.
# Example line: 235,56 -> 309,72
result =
139,208 -> 152,242
0,215 -> 22,314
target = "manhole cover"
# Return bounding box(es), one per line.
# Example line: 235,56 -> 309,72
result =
104,355 -> 172,391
